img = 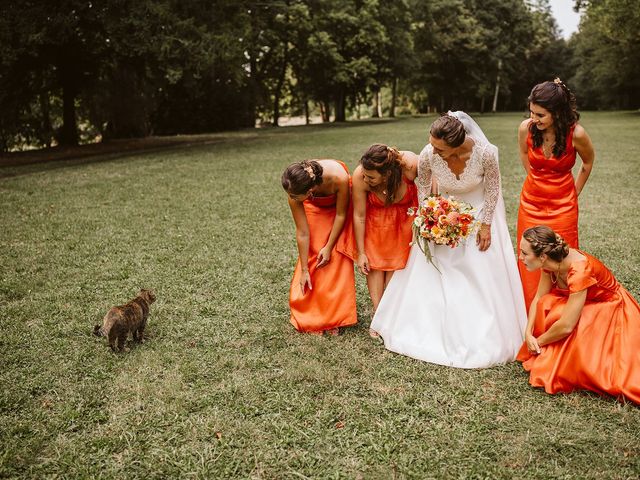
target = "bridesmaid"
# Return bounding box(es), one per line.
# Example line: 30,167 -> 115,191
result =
517,225 -> 640,404
281,159 -> 357,335
350,144 -> 418,332
517,78 -> 595,309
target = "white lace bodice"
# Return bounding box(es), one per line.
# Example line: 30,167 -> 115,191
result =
417,139 -> 501,225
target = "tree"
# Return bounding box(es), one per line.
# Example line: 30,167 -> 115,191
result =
570,0 -> 640,109
0,0 -> 107,147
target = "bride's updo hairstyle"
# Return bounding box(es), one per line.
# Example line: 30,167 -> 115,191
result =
523,225 -> 570,262
528,78 -> 580,158
360,143 -> 402,206
281,160 -> 323,196
430,114 -> 466,148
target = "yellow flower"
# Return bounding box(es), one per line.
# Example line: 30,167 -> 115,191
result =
426,197 -> 439,209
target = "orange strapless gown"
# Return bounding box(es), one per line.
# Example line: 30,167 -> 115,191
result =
517,251 -> 640,404
289,162 -> 357,332
517,125 -> 579,309
342,176 -> 418,271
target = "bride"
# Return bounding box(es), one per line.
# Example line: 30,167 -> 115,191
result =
370,112 -> 527,368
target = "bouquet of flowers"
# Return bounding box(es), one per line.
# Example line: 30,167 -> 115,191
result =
407,195 -> 478,272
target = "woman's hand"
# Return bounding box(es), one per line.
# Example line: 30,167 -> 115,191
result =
476,223 -> 491,251
525,333 -> 541,354
357,253 -> 370,275
299,269 -> 312,295
316,245 -> 331,268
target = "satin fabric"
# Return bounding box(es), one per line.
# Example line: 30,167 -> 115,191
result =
288,162 -> 357,332
517,125 -> 579,310
342,176 -> 418,271
371,188 -> 526,368
517,251 -> 640,404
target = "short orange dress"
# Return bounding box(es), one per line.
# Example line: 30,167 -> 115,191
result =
517,124 -> 579,310
288,163 -> 357,332
342,176 -> 418,271
517,251 -> 640,404
365,177 -> 418,270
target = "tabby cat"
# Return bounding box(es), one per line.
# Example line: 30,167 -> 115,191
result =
94,289 -> 156,352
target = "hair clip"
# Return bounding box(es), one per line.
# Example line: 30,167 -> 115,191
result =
304,165 -> 315,179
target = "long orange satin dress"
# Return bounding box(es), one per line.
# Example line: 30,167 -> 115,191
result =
517,251 -> 640,404
288,163 -> 357,332
342,176 -> 418,270
517,124 -> 579,310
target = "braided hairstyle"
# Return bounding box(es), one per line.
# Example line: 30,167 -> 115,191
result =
281,160 -> 323,196
528,78 -> 580,158
360,144 -> 403,206
430,114 -> 466,148
522,225 -> 570,262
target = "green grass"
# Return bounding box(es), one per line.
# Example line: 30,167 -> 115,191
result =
1,112 -> 639,479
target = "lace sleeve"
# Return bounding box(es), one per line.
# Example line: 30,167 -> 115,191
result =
417,144 -> 432,203
480,144 -> 501,225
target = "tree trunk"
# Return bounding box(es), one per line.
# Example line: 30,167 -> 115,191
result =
39,90 -> 52,147
104,65 -> 151,139
304,100 -> 310,125
320,102 -> 331,122
492,59 -> 502,113
58,65 -> 78,146
480,95 -> 486,114
390,77 -> 397,118
272,94 -> 281,127
272,6 -> 289,127
372,88 -> 381,118
247,8 -> 260,127
334,90 -> 346,122
272,51 -> 287,126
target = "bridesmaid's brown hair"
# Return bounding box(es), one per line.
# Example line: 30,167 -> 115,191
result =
360,144 -> 403,206
282,160 -> 323,196
528,78 -> 580,158
523,225 -> 570,262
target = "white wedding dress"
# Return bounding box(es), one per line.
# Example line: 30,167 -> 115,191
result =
371,115 -> 527,368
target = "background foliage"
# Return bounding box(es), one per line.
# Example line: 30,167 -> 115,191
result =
0,0 -> 638,151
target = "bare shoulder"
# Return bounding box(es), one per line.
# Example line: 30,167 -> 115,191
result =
319,159 -> 349,181
351,165 -> 367,189
399,150 -> 419,166
572,123 -> 589,141
518,119 -> 531,148
399,150 -> 418,180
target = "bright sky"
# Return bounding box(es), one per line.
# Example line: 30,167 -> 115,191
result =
548,0 -> 582,38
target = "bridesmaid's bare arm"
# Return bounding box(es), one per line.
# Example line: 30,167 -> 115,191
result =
288,197 -> 312,294
351,166 -> 370,275
525,271 -> 552,353
536,289 -> 587,347
518,119 -> 531,174
573,124 -> 595,196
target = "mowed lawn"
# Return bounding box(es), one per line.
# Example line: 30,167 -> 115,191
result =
1,112 -> 639,479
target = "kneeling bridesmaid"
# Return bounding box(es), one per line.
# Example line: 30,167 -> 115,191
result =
517,225 -> 640,404
281,159 -> 357,335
